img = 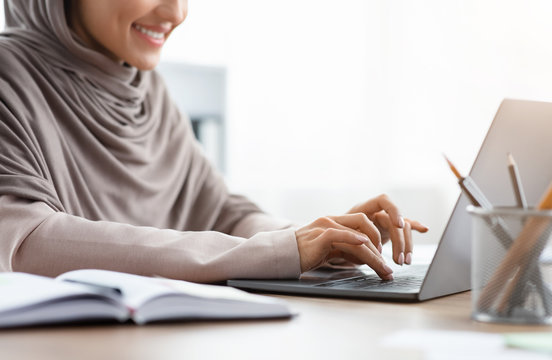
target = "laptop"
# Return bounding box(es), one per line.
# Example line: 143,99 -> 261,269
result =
228,99 -> 552,301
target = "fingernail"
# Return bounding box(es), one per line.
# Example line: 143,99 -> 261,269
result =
398,252 -> 404,265
356,234 -> 370,244
377,243 -> 383,253
405,252 -> 412,265
398,216 -> 405,228
383,264 -> 393,275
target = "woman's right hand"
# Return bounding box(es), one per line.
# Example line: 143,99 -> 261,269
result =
295,194 -> 428,280
295,213 -> 395,280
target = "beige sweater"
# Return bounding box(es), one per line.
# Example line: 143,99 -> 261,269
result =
0,195 -> 301,282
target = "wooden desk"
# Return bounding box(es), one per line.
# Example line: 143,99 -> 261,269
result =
1,291 -> 550,360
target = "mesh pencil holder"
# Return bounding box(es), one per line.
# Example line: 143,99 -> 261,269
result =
468,206 -> 552,324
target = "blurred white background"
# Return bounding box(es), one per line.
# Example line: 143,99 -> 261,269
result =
2,1 -> 552,243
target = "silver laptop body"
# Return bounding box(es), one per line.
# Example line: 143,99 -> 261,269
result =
228,99 -> 552,301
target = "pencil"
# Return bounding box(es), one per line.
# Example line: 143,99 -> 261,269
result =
444,154 -> 512,246
507,153 -> 527,209
443,155 -> 493,209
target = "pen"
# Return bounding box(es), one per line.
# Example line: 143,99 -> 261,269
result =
507,152 -> 527,209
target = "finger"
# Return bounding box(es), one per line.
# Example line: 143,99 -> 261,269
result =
329,213 -> 381,249
310,217 -> 372,245
403,221 -> 413,265
332,242 -> 394,280
298,227 -> 369,272
375,212 -> 405,265
350,194 -> 404,228
326,257 -> 361,267
319,230 -> 386,269
318,227 -> 375,248
340,253 -> 367,265
325,250 -> 365,266
405,218 -> 429,233
320,227 -> 384,263
328,251 -> 372,266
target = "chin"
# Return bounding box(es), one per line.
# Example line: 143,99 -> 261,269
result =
126,54 -> 161,71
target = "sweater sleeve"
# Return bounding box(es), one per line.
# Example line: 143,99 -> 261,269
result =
230,212 -> 298,238
0,195 -> 301,282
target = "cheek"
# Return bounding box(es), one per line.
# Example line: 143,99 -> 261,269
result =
103,13 -> 135,54
94,28 -> 131,63
78,3 -> 133,60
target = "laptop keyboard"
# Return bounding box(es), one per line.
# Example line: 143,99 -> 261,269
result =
314,265 -> 426,292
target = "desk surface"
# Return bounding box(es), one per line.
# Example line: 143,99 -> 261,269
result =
2,291 -> 551,360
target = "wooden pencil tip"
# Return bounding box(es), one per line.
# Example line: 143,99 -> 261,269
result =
442,153 -> 452,166
443,153 -> 462,180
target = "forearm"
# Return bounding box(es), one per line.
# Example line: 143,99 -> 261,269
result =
0,196 -> 301,282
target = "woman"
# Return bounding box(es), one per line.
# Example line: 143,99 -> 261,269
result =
0,0 -> 427,283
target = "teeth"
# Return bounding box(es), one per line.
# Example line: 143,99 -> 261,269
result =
134,24 -> 164,40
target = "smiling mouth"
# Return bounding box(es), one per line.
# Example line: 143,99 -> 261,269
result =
132,24 -> 165,40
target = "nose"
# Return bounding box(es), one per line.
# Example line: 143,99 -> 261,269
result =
157,0 -> 188,25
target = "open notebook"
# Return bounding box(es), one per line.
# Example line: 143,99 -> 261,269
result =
0,269 -> 292,328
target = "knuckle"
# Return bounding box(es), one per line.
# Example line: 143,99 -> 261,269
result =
356,212 -> 370,224
314,216 -> 332,228
323,228 -> 339,238
311,228 -> 324,238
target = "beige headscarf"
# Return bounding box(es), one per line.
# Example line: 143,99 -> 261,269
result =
0,0 -> 261,233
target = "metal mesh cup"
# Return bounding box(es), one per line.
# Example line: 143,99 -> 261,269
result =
468,206 -> 552,324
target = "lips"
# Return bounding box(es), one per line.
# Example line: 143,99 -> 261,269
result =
131,22 -> 173,47
133,23 -> 165,40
